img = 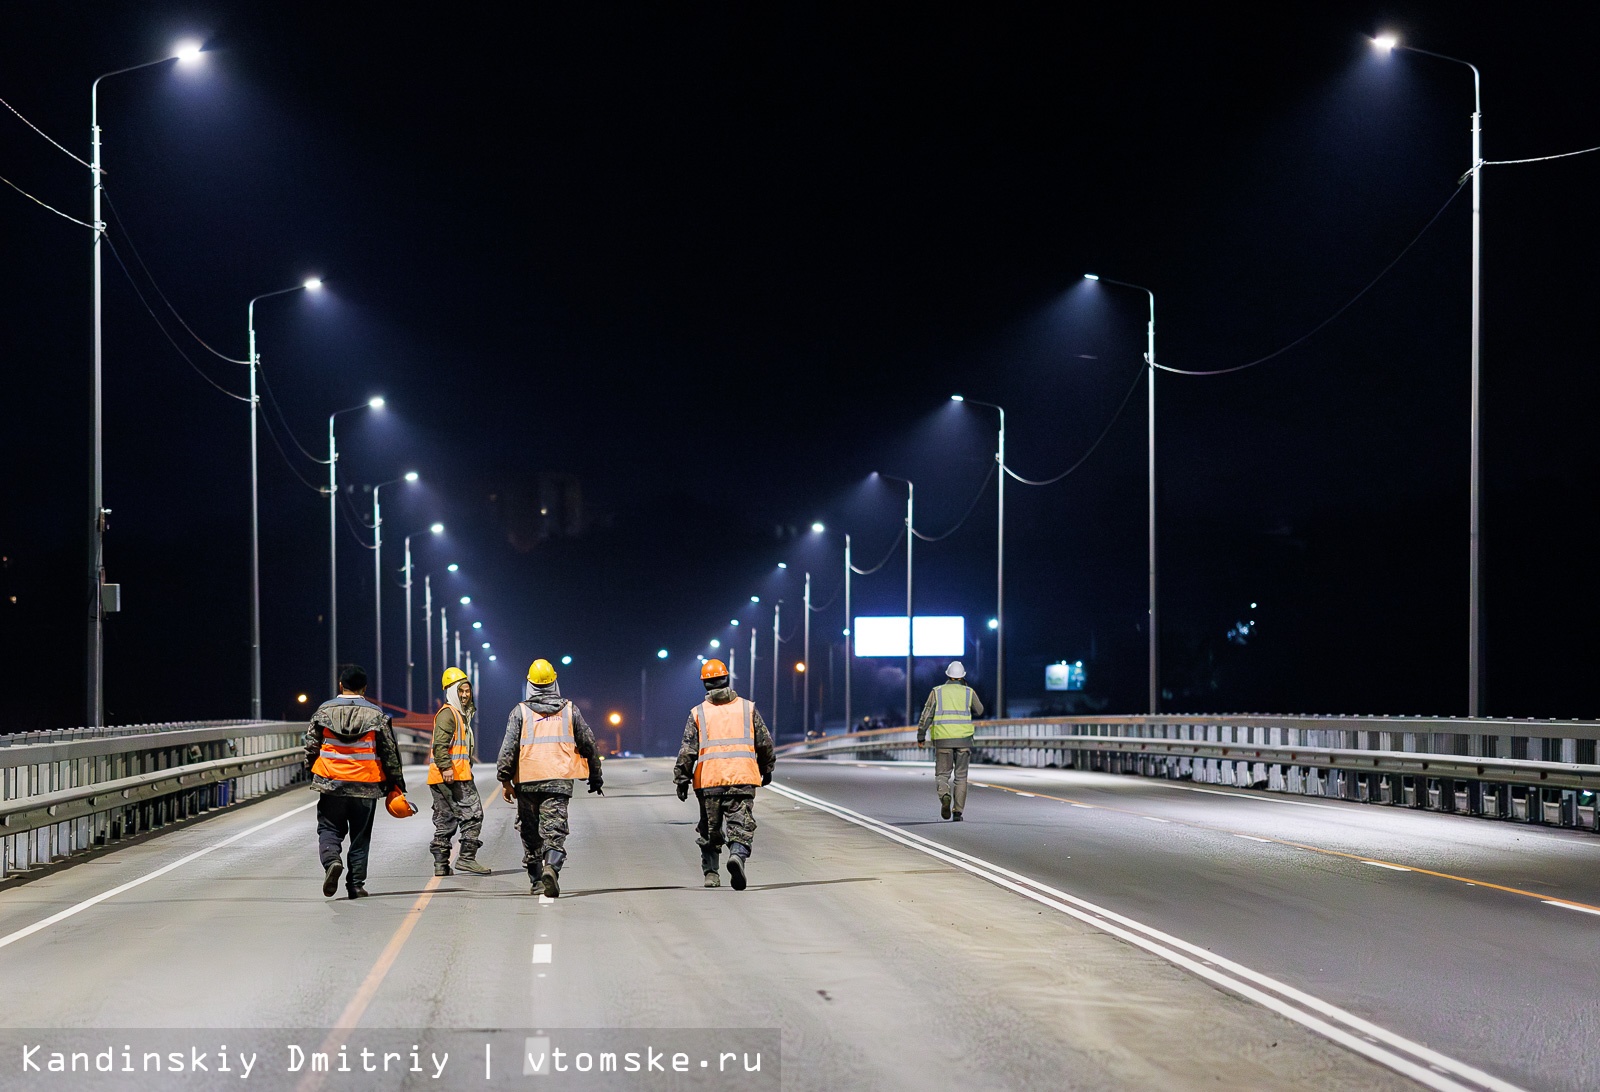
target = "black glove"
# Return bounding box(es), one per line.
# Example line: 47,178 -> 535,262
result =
676,781 -> 689,801
587,774 -> 604,795
761,769 -> 772,786
917,730 -> 927,745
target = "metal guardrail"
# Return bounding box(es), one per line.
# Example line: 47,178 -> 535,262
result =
779,714 -> 1600,830
1,721 -> 307,879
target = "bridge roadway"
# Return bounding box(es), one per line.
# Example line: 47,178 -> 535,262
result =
0,755 -> 1568,1090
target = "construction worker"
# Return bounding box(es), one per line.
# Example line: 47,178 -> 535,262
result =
496,658 -> 602,898
674,659 -> 775,890
429,666 -> 490,876
917,660 -> 984,821
304,664 -> 408,899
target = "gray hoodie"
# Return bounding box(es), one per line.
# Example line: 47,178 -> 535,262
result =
304,694 -> 407,798
496,680 -> 600,796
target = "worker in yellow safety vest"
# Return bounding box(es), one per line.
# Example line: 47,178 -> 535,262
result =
496,659 -> 602,898
916,660 -> 985,821
429,666 -> 490,876
304,664 -> 409,898
673,659 -> 775,890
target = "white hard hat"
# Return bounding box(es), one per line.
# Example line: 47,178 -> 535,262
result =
946,661 -> 966,679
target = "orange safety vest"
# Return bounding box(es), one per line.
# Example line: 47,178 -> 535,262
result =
312,728 -> 383,783
427,705 -> 475,785
516,702 -> 590,782
692,698 -> 761,789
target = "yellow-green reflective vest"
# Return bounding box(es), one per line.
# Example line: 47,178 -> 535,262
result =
930,682 -> 975,741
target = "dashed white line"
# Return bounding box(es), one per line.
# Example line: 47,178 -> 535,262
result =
1234,835 -> 1271,843
1142,816 -> 1171,823
1070,803 -> 1095,809
1361,861 -> 1413,872
1014,792 -> 1037,798
532,943 -> 553,964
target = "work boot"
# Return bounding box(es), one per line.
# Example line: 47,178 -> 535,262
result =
322,859 -> 343,897
540,864 -> 561,899
347,884 -> 369,900
940,795 -> 952,820
951,811 -> 964,822
433,859 -> 453,877
455,854 -> 491,875
703,872 -> 721,888
727,852 -> 748,892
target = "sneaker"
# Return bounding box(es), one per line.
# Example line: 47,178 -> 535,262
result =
951,811 -> 964,822
727,855 -> 747,891
433,859 -> 453,877
455,856 -> 491,875
322,860 -> 343,897
540,864 -> 561,899
703,871 -> 721,888
940,796 -> 952,820
347,885 -> 369,900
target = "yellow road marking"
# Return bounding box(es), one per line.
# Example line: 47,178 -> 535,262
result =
972,779 -> 1600,917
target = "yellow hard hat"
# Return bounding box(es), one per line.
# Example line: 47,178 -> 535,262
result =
527,658 -> 558,686
441,666 -> 469,690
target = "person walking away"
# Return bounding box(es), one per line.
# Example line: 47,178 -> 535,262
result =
674,659 -> 775,890
917,660 -> 984,821
496,658 -> 602,898
429,666 -> 490,876
305,664 -> 408,898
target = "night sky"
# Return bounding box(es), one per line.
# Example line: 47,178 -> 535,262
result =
3,2 -> 1597,746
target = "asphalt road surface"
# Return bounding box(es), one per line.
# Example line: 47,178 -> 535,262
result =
775,757 -> 1600,1092
0,758 -> 1433,1090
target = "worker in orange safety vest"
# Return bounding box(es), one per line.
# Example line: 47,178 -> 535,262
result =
429,666 -> 490,876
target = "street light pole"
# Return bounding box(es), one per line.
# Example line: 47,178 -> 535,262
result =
327,398 -> 383,694
844,534 -> 852,732
878,474 -> 915,727
402,523 -> 442,712
802,571 -> 811,734
953,396 -> 1006,716
423,574 -> 433,706
1377,35 -> 1485,715
1086,275 -> 1158,713
440,606 -> 448,680
771,601 -> 781,735
86,46 -> 200,726
371,472 -> 418,703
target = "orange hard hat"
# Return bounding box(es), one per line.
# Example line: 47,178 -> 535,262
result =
701,658 -> 729,681
385,789 -> 417,819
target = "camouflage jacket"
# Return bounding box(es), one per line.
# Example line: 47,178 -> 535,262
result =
495,683 -> 600,797
432,704 -> 476,777
304,694 -> 407,798
674,687 -> 776,797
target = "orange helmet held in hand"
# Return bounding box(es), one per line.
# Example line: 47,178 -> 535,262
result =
385,789 -> 417,818
700,658 -> 729,681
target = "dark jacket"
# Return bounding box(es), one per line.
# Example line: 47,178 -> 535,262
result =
496,681 -> 600,797
432,703 -> 476,778
674,687 -> 776,797
304,694 -> 407,798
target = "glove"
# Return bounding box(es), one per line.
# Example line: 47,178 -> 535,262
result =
917,731 -> 927,745
587,774 -> 604,796
676,781 -> 689,801
761,770 -> 772,786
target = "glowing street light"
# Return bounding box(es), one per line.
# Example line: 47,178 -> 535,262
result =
368,396 -> 385,410
608,712 -> 623,727
709,639 -> 721,649
811,522 -> 826,533
472,621 -> 482,630
173,41 -> 204,63
657,648 -> 669,659
561,656 -> 573,665
460,596 -> 471,605
1372,33 -> 1398,52
447,562 -> 459,572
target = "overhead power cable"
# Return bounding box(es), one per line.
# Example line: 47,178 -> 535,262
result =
849,526 -> 906,576
808,583 -> 842,613
1485,144 -> 1600,166
103,236 -> 249,402
339,489 -> 378,549
257,410 -> 325,494
1,171 -> 95,228
0,92 -> 92,168
1004,358 -> 1147,487
257,366 -> 330,464
910,461 -> 996,543
1153,177 -> 1468,377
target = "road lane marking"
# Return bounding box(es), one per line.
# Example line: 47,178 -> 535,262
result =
0,798 -> 317,954
970,778 -> 1600,916
1142,816 -> 1171,823
770,781 -> 1523,1092
532,943 -> 553,963
1542,900 -> 1600,917
1014,792 -> 1037,798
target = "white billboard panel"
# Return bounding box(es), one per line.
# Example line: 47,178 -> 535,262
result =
852,616 -> 966,658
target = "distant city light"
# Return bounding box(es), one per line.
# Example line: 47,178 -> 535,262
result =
447,563 -> 459,572
561,655 -> 573,665
296,693 -> 308,704
657,649 -> 669,659
795,662 -> 806,673
608,712 -> 622,726
1250,602 -> 1258,609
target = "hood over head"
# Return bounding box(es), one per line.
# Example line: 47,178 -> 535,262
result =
523,679 -> 564,714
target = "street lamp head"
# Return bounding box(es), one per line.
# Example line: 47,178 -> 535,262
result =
777,562 -> 787,570
657,648 -> 669,660
730,618 -> 739,626
368,396 -> 385,410
172,41 -> 204,64
608,712 -> 622,726
795,662 -> 806,673
430,522 -> 444,535
403,471 -> 419,483
489,655 -> 497,662
302,277 -> 323,291
472,621 -> 482,630
749,596 -> 760,604
811,522 -> 825,533
950,394 -> 964,402
459,596 -> 471,605
446,563 -> 459,572
481,642 -> 490,650
709,639 -> 721,649
561,655 -> 573,665
987,618 -> 999,630
1083,273 -> 1100,281
1372,33 -> 1399,52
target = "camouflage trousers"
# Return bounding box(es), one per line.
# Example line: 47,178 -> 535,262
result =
429,780 -> 484,857
515,791 -> 570,875
697,792 -> 756,858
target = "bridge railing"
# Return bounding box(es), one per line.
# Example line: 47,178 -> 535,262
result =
778,715 -> 1600,830
1,721 -> 307,880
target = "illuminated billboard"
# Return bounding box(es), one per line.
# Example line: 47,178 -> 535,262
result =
1045,661 -> 1086,691
852,616 -> 966,657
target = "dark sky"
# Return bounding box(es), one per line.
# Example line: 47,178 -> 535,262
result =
3,2 -> 1597,743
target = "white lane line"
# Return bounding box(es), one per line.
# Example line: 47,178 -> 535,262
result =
1069,803 -> 1095,809
769,782 -> 1522,1092
1235,835 -> 1271,843
1142,816 -> 1171,823
537,894 -> 553,906
532,943 -> 553,963
1014,792 -> 1037,798
1139,781 -> 1345,811
1362,861 -> 1413,872
0,798 -> 317,954
1542,900 -> 1600,917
